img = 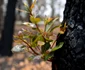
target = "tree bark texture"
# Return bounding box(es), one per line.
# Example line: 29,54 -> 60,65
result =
52,0 -> 85,70
0,0 -> 17,56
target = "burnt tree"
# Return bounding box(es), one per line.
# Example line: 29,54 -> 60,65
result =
0,0 -> 3,38
52,0 -> 85,70
0,0 -> 17,56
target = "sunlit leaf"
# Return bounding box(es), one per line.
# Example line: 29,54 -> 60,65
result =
59,29 -> 65,34
31,35 -> 44,47
45,17 -> 59,32
23,22 -> 29,25
59,23 -> 67,34
50,24 -> 61,32
30,0 -> 36,10
51,42 -> 64,52
44,18 -> 53,25
30,16 -> 35,23
23,22 -> 36,28
23,2 -> 29,12
35,18 -> 41,23
30,15 -> 41,23
38,41 -> 45,46
23,2 -> 28,7
47,18 -> 53,23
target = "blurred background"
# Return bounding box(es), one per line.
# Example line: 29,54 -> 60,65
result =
0,0 -> 66,70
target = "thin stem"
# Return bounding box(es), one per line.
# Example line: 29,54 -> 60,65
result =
37,46 -> 40,51
34,46 -> 40,54
35,24 -> 46,42
51,34 -> 60,48
44,23 -> 47,32
20,38 -> 39,55
35,24 -> 41,33
28,49 -> 37,56
16,8 -> 29,13
36,46 -> 41,52
51,40 -> 56,48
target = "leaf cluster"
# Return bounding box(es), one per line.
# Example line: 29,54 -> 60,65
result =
12,0 -> 67,61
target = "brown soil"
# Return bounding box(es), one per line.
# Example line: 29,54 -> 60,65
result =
0,53 -> 51,70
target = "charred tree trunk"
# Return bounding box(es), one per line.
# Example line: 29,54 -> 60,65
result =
0,0 -> 3,39
52,0 -> 85,70
0,0 -> 17,56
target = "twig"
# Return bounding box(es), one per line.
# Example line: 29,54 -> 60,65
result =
35,24 -> 46,42
19,38 -> 39,55
51,40 -> 56,48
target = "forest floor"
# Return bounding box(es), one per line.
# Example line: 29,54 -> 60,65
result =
0,23 -> 52,70
0,53 -> 51,70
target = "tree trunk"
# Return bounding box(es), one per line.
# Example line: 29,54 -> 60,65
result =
52,0 -> 85,70
0,0 -> 17,56
0,0 -> 3,39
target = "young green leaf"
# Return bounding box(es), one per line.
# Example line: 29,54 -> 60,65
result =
49,24 -> 61,32
23,2 -> 30,12
41,42 -> 50,54
45,17 -> 59,32
42,52 -> 54,61
44,18 -> 53,25
30,15 -> 41,24
59,22 -> 67,34
31,35 -> 44,47
30,0 -> 36,11
51,42 -> 64,52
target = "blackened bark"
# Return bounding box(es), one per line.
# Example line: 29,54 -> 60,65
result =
52,0 -> 85,70
0,0 -> 17,56
0,0 -> 3,38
